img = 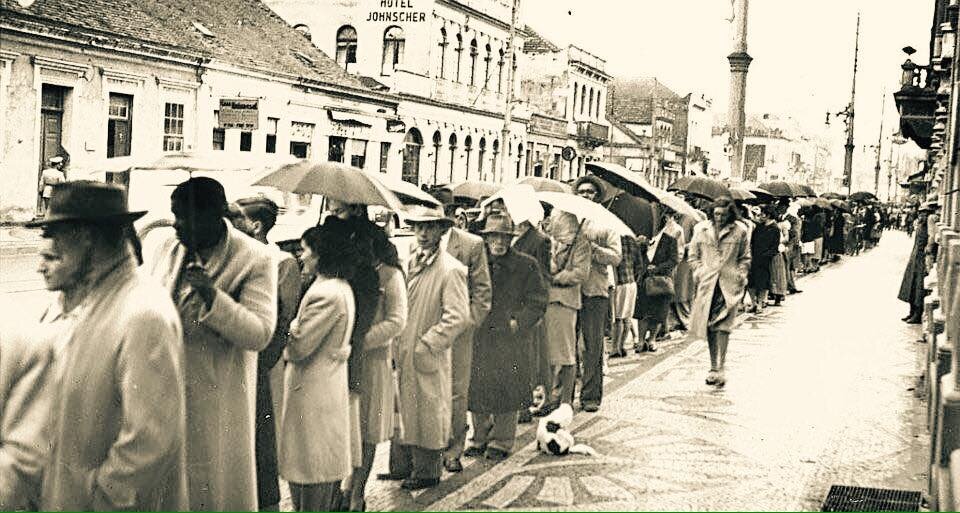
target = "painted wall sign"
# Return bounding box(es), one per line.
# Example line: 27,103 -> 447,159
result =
218,99 -> 259,130
366,0 -> 427,22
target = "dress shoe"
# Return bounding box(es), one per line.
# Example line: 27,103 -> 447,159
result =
400,477 -> 440,490
608,350 -> 625,359
463,445 -> 486,458
376,472 -> 410,481
714,370 -> 726,387
518,410 -> 533,424
634,343 -> 648,354
582,403 -> 599,413
901,314 -> 913,321
705,370 -> 719,385
485,447 -> 510,461
531,403 -> 558,417
646,341 -> 658,352
906,317 -> 922,325
443,457 -> 463,473
789,289 -> 802,294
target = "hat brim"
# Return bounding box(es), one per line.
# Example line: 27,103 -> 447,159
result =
481,229 -> 514,236
26,210 -> 148,228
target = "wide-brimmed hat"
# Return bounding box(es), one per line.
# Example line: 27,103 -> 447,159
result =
26,180 -> 146,227
480,213 -> 515,236
404,204 -> 454,227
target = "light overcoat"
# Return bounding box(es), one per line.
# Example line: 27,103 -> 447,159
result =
144,224 -> 278,511
40,260 -> 189,511
397,250 -> 469,449
687,220 -> 751,340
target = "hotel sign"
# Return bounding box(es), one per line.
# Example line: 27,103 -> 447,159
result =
218,99 -> 259,130
366,0 -> 427,22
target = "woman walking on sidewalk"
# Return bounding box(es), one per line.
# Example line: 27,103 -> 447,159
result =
688,198 -> 751,387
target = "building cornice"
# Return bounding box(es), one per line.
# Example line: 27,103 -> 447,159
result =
436,0 -> 519,33
398,92 -> 530,123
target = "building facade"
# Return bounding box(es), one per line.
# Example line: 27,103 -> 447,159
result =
0,0 -> 400,220
265,0 -> 530,186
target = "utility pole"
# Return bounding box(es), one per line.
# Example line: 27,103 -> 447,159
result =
843,13 -> 860,195
499,0 -> 520,183
874,87 -> 885,196
727,0 -> 752,182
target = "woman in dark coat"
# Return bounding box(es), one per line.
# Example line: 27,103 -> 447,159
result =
827,207 -> 846,258
468,214 -> 548,459
898,209 -> 930,324
634,228 -> 679,353
747,205 -> 780,314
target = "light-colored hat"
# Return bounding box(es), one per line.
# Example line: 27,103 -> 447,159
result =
404,204 -> 454,226
49,156 -> 64,164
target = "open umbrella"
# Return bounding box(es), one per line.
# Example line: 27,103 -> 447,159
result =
829,199 -> 851,212
758,181 -> 802,198
814,197 -> 833,209
585,162 -> 663,202
449,180 -> 503,202
667,175 -> 731,201
374,174 -> 441,207
849,191 -> 878,202
798,184 -> 817,197
480,184 -> 544,226
538,191 -> 634,238
254,160 -> 404,212
748,187 -> 776,203
729,188 -> 757,202
821,192 -> 846,200
514,176 -> 572,193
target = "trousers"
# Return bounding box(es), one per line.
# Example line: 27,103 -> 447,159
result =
388,441 -> 442,480
579,295 -> 609,407
444,328 -> 475,460
469,411 -> 520,453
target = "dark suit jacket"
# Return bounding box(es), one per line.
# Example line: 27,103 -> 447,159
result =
446,227 -> 492,327
512,226 -> 552,284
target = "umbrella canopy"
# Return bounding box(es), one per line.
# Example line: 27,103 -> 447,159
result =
829,199 -> 851,212
652,191 -> 703,221
747,187 -> 776,203
254,160 -> 404,211
449,180 -> 503,202
821,192 -> 847,200
538,191 -> 634,238
798,184 -> 817,197
849,191 -> 878,202
374,174 -> 441,207
758,181 -> 802,198
814,197 -> 833,209
514,176 -> 572,193
480,184 -> 545,226
585,162 -> 663,202
667,176 -> 731,201
728,188 -> 757,202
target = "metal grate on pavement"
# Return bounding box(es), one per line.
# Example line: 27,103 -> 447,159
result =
821,485 -> 922,512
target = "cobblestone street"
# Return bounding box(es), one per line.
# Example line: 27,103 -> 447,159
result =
325,230 -> 928,511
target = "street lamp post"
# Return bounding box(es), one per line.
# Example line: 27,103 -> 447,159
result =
827,13 -> 860,195
727,0 -> 752,183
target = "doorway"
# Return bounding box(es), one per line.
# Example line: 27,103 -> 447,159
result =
39,85 -> 68,210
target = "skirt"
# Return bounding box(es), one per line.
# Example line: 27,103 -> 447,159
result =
707,284 -> 737,334
357,348 -> 395,444
770,253 -> 788,296
544,303 -> 577,366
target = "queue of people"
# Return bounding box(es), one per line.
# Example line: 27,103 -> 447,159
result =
0,174 -> 896,512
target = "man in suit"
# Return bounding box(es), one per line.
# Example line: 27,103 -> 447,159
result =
440,215 -> 492,473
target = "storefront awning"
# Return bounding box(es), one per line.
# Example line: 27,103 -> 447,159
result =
327,109 -> 373,128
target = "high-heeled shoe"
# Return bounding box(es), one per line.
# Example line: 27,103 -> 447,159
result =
714,370 -> 726,387
705,370 -> 719,385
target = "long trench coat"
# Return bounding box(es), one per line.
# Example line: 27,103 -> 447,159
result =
687,220 -> 751,340
469,248 -> 548,413
278,276 -> 355,484
144,225 -> 278,511
397,250 -> 469,450
40,259 -> 189,511
899,214 -> 929,307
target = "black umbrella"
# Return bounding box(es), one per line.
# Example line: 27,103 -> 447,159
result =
667,176 -> 731,201
797,184 -> 816,197
758,181 -> 801,198
728,188 -> 756,202
748,188 -> 776,203
821,192 -> 846,200
849,191 -> 878,202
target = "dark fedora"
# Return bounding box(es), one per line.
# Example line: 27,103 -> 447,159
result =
480,213 -> 515,236
27,180 -> 147,227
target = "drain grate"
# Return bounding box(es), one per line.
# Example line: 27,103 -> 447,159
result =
821,485 -> 922,512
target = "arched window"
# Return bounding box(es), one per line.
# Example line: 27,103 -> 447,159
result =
448,133 -> 458,182
596,89 -> 603,118
572,82 -> 578,118
497,48 -> 505,92
516,143 -> 524,178
491,139 -> 500,180
469,39 -> 479,86
464,135 -> 474,180
478,137 -> 487,180
335,25 -> 357,69
432,131 -> 442,184
483,44 -> 492,89
438,27 -> 448,79
455,33 -> 464,82
402,128 -> 422,184
580,84 -> 587,115
588,87 -> 594,118
381,26 -> 405,76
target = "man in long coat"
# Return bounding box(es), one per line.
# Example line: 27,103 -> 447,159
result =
467,214 -> 547,459
32,181 -> 189,510
390,205 -> 469,490
441,226 -> 491,473
144,178 -> 277,511
511,218 -> 551,422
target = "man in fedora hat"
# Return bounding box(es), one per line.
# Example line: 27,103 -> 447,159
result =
379,204 -> 469,490
31,180 -> 189,510
142,177 -> 278,511
466,213 -> 547,460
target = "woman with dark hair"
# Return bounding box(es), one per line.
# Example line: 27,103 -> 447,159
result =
747,205 -> 780,314
279,225 -> 360,512
634,211 -> 680,353
347,235 -> 407,512
688,198 -> 751,387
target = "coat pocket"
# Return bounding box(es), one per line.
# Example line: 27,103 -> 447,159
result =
413,345 -> 439,374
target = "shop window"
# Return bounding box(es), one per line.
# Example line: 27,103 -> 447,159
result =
107,93 -> 133,158
328,136 -> 346,163
350,139 -> 368,168
163,102 -> 184,152
290,121 -> 314,158
336,25 -> 358,70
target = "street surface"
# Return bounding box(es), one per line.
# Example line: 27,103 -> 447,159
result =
0,231 -> 928,511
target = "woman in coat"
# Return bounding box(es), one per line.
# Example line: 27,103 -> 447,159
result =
539,210 -> 591,414
899,208 -> 931,324
688,198 -> 751,387
279,226 -> 358,512
467,214 -> 548,459
634,220 -> 680,353
348,236 -> 407,512
747,206 -> 780,314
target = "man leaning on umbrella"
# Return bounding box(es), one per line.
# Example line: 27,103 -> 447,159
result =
32,181 -> 189,510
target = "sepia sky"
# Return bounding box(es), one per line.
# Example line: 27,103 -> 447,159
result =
520,0 -> 934,154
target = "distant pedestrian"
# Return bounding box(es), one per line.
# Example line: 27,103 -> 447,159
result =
38,156 -> 66,214
144,177 -> 278,511
898,201 -> 938,324
467,213 -> 547,460
688,198 -> 751,387
634,212 -> 680,352
35,181 -> 189,510
748,205 -> 780,314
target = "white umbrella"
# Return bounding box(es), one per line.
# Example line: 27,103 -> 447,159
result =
537,191 -> 635,237
480,184 -> 544,226
374,173 -> 441,207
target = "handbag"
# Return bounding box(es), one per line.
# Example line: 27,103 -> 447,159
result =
643,274 -> 675,297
